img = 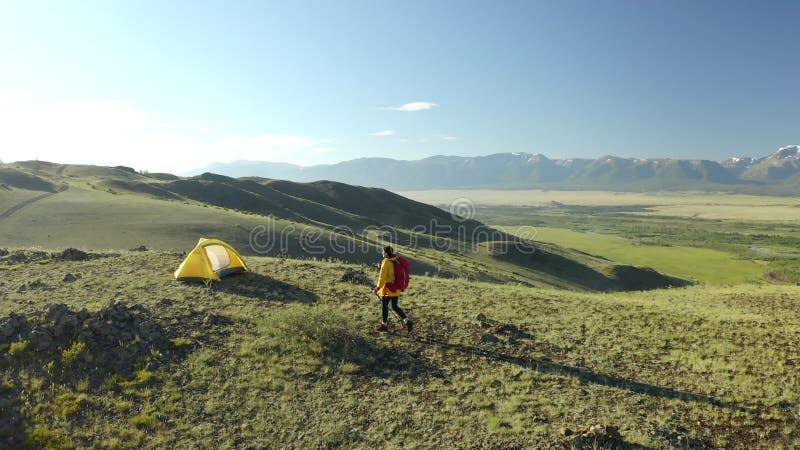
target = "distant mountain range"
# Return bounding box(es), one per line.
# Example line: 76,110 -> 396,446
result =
0,160 -> 687,291
186,145 -> 800,193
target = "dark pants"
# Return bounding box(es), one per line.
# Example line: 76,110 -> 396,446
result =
381,296 -> 406,323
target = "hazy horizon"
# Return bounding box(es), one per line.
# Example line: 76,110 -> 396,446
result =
1,0 -> 798,173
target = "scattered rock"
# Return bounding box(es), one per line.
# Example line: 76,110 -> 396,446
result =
479,333 -> 500,344
203,313 -> 233,327
157,298 -> 174,307
555,424 -> 623,449
30,327 -> 53,351
129,245 -> 148,252
55,248 -> 90,261
340,268 -> 372,286
0,302 -> 169,374
0,247 -> 121,265
4,250 -> 48,265
17,279 -> 49,292
8,251 -> 28,264
45,303 -> 66,323
475,312 -> 534,344
654,429 -> 720,449
63,273 -> 81,283
0,319 -> 16,338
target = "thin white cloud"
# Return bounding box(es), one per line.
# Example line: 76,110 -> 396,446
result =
371,130 -> 395,137
442,136 -> 458,140
0,99 -> 333,172
381,102 -> 439,112
309,146 -> 336,154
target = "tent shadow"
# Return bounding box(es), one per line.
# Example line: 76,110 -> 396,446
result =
213,272 -> 319,304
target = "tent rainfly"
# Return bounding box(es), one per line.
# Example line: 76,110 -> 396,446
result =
174,238 -> 249,282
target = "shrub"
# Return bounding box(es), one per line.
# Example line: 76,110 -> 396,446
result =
270,307 -> 360,357
129,413 -> 157,430
261,306 -> 375,372
9,340 -> 30,357
61,341 -> 89,366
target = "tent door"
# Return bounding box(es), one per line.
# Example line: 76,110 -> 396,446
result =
204,244 -> 232,272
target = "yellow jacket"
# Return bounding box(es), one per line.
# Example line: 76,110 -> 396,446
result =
376,256 -> 401,297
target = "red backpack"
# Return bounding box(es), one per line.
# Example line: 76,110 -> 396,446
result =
387,256 -> 410,293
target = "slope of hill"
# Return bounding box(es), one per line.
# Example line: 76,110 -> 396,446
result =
0,162 -> 683,292
0,168 -> 59,192
0,252 -> 797,448
184,145 -> 800,193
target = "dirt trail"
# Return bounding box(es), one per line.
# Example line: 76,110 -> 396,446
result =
0,185 -> 68,220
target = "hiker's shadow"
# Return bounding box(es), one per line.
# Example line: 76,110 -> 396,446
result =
323,336 -> 443,382
213,272 -> 318,304
416,335 -> 754,414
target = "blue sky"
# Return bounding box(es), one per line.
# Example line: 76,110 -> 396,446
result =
0,0 -> 798,172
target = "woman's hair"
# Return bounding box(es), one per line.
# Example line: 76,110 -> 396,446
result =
383,245 -> 395,257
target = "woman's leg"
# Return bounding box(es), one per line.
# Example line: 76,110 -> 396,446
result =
390,297 -> 407,320
381,297 -> 390,323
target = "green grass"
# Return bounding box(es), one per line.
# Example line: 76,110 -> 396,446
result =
405,189 -> 800,284
4,167 -> 800,447
2,251 -> 800,448
499,225 -> 765,284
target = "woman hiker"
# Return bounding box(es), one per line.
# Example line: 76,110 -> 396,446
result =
373,245 -> 413,333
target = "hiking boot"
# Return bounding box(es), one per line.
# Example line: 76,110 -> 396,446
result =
374,323 -> 388,332
404,319 -> 414,334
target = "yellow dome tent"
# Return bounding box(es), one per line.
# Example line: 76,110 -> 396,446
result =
174,238 -> 249,282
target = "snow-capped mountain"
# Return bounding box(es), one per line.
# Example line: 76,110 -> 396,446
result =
184,146 -> 800,192
740,145 -> 800,180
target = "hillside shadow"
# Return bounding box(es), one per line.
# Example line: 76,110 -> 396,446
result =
611,265 -> 691,290
414,336 -> 754,413
490,243 -> 691,291
213,272 -> 318,304
491,244 -> 621,291
0,167 -> 58,192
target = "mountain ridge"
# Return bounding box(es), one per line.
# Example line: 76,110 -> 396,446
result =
184,145 -> 800,192
0,160 -> 688,292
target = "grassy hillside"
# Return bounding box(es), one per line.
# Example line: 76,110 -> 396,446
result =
0,162 -> 683,292
404,189 -> 800,285
499,226 -> 765,285
1,252 -> 799,448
